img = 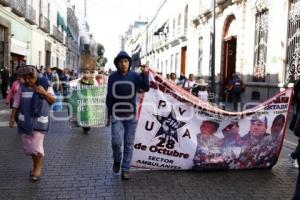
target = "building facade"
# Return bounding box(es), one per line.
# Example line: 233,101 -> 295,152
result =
123,0 -> 300,103
0,0 -> 81,75
66,2 -> 79,70
122,20 -> 148,70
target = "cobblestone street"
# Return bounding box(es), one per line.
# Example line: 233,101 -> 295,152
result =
0,105 -> 298,200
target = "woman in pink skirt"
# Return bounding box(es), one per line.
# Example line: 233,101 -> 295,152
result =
9,66 -> 56,182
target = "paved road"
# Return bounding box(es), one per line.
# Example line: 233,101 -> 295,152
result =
0,100 -> 299,200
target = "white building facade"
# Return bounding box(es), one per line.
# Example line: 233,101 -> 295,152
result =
0,0 -> 81,74
123,0 -> 300,103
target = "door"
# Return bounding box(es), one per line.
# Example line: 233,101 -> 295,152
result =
287,0 -> 300,82
222,36 -> 237,101
45,50 -> 51,67
181,46 -> 187,75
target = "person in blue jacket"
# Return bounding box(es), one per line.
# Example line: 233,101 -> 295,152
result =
9,66 -> 56,182
105,51 -> 149,180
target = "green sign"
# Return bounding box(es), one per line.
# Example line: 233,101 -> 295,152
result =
69,85 -> 107,128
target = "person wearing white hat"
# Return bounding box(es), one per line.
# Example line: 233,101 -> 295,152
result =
192,79 -> 209,101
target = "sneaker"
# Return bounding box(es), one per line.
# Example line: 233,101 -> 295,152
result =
121,171 -> 130,180
289,153 -> 295,163
112,162 -> 120,173
294,159 -> 299,169
288,153 -> 299,168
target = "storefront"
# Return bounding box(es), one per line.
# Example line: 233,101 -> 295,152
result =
0,16 -> 11,74
10,38 -> 28,73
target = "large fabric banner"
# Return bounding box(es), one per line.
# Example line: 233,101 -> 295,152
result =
132,71 -> 292,170
68,85 -> 106,128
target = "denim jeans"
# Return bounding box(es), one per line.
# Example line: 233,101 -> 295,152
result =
111,116 -> 137,172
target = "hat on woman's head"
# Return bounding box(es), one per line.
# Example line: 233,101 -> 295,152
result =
197,79 -> 208,86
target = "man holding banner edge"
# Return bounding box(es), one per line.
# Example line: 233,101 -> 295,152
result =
105,51 -> 150,180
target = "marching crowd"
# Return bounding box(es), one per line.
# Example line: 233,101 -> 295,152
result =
1,50 -> 300,199
3,51 -> 148,181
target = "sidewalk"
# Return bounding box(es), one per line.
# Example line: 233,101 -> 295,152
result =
0,98 -> 10,127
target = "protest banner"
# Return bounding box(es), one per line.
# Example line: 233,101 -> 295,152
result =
132,70 -> 292,170
68,85 -> 106,128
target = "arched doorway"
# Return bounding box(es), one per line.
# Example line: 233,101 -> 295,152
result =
221,15 -> 237,101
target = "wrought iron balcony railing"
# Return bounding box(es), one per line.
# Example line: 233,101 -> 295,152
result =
39,15 -> 50,33
25,4 -> 36,25
72,40 -> 78,51
51,26 -> 64,43
10,0 -> 26,17
66,37 -> 79,52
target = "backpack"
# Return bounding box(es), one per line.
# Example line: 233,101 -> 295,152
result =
230,79 -> 245,94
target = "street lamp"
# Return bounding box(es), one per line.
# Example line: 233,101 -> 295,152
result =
210,0 -> 216,101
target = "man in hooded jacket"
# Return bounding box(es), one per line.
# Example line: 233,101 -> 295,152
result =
105,51 -> 149,180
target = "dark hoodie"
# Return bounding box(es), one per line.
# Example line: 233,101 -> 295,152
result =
106,51 -> 149,117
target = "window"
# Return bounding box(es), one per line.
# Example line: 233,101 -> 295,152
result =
175,53 -> 180,76
286,0 -> 300,82
184,5 -> 188,34
178,14 -> 181,26
165,60 -> 168,74
38,51 -> 42,68
39,0 -> 42,16
253,9 -> 269,82
172,19 -> 175,37
170,54 -> 174,72
0,26 -> 4,42
177,14 -> 181,35
47,3 -> 50,19
198,37 -> 203,77
56,57 -> 59,68
51,56 -> 54,67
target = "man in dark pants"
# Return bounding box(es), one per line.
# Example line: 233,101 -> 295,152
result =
292,79 -> 300,199
226,73 -> 245,111
105,51 -> 149,180
1,67 -> 9,98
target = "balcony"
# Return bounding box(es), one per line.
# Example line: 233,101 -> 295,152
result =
66,37 -> 78,52
199,0 -> 211,16
66,37 -> 74,51
25,5 -> 36,25
51,25 -> 63,43
39,15 -> 50,33
71,40 -> 78,52
0,0 -> 10,7
10,0 -> 26,17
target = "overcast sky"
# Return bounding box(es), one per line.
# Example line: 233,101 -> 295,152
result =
73,0 -> 163,68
